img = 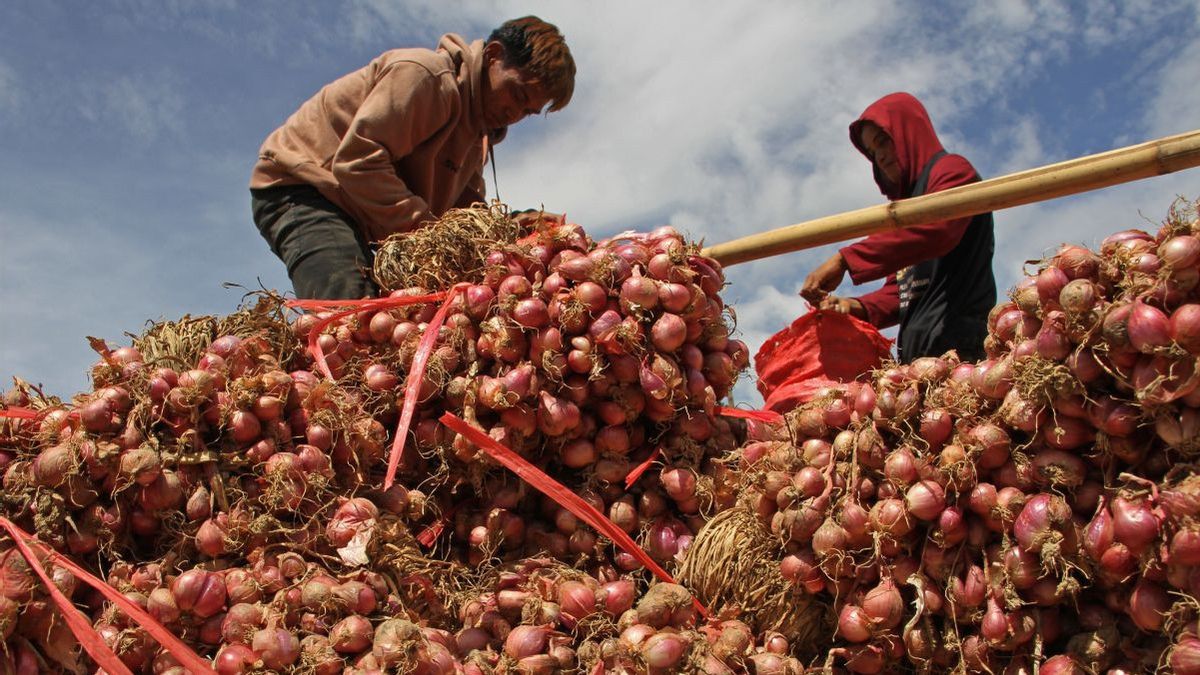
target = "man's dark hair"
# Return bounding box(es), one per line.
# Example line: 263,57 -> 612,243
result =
487,16 -> 575,112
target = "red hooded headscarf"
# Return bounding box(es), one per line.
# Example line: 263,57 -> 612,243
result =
839,92 -> 988,330
849,92 -> 946,201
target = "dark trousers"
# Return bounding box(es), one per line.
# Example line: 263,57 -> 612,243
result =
251,185 -> 378,300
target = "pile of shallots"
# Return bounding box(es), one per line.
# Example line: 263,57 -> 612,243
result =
0,214 -> 756,673
717,200 -> 1200,673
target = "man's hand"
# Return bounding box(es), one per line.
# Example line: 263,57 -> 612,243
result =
800,252 -> 849,304
819,295 -> 868,320
513,210 -> 565,228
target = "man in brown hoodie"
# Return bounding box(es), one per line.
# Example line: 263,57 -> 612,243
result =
250,16 -> 576,299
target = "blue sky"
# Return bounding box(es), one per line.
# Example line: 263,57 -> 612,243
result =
2,0 -> 1198,405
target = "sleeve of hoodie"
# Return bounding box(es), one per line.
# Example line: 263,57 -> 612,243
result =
839,154 -> 979,284
455,165 -> 486,208
331,62 -> 454,240
857,275 -> 900,329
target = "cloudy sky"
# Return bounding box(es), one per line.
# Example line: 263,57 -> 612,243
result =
2,0 -> 1198,406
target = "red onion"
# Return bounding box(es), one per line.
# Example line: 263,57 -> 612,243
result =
362,363 -> 398,392
1134,353 -> 1200,404
1065,348 -> 1105,383
560,438 -> 596,468
512,298 -> 550,329
656,282 -> 690,313
646,517 -> 683,562
620,270 -> 659,313
329,615 -> 374,654
1101,305 -> 1134,354
613,241 -> 650,265
498,274 -> 533,302
1171,526 -> 1200,566
837,603 -> 873,643
1054,244 -> 1099,280
972,357 -> 1013,400
556,255 -> 594,282
1013,493 -> 1073,556
1170,636 -> 1200,675
903,356 -> 944,382
641,632 -> 691,669
935,506 -> 967,546
1059,278 -> 1099,315
558,580 -> 598,625
146,587 -> 180,625
968,423 -> 1011,469
1098,543 -> 1137,584
1083,501 -> 1114,559
252,626 -> 300,669
1110,495 -> 1159,554
883,447 -> 917,487
1086,396 -> 1140,436
811,518 -> 848,563
171,569 -> 226,618
1036,312 -> 1072,360
537,391 -> 581,436
1128,579 -> 1171,631
981,598 -> 1008,644
869,498 -> 912,538
1042,415 -> 1093,450
463,285 -> 496,320
221,603 -> 264,645
789,466 -> 823,499
635,582 -> 696,628
1128,300 -> 1172,352
326,498 -> 378,548
1172,304 -> 1200,354
599,580 -> 635,617
1036,653 -> 1084,672
846,386 -> 874,420
1001,389 -> 1046,433
904,480 -> 946,521
918,408 -> 953,449
862,578 -> 903,629
833,644 -> 888,675
1160,234 -> 1200,269
504,624 -> 552,659
196,516 -> 230,558
837,501 -> 871,549
1030,448 -> 1087,489
661,467 -> 698,502
650,313 -> 687,352
1037,266 -> 1069,307
215,644 -> 258,675
993,307 -> 1024,341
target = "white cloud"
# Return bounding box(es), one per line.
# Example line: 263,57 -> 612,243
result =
78,72 -> 185,143
0,61 -> 18,113
1145,37 -> 1200,138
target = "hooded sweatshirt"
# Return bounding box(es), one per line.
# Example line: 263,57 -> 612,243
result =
840,92 -> 996,362
250,34 -> 490,242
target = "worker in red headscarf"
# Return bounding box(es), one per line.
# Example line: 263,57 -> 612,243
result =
800,92 -> 997,362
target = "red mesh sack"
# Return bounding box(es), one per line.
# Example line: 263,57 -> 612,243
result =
755,309 -> 894,413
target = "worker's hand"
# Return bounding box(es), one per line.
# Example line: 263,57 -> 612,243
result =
512,209 -> 565,228
800,252 -> 849,304
819,295 -> 868,320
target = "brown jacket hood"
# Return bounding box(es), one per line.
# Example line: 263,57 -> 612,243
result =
250,34 -> 493,241
849,92 -> 946,200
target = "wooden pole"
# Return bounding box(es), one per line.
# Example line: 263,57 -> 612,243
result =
702,129 -> 1200,266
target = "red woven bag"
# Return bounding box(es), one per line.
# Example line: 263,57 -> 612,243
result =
755,309 -> 894,413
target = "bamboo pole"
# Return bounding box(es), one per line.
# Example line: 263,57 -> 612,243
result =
703,128 -> 1200,266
